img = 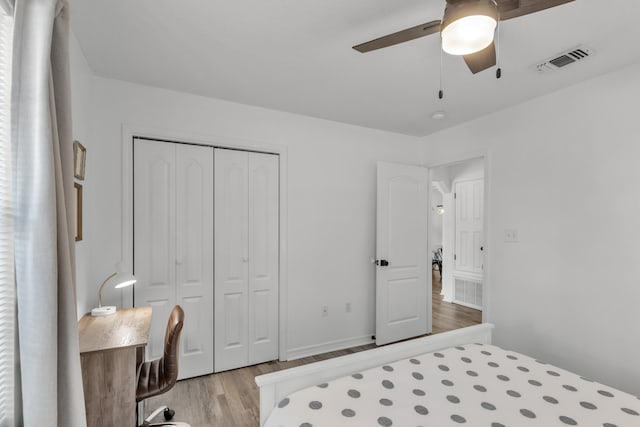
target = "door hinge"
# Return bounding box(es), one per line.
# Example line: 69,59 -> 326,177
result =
454,254 -> 457,261
454,192 -> 457,199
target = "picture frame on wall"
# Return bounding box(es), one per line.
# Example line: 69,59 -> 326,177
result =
74,140 -> 86,180
75,182 -> 83,241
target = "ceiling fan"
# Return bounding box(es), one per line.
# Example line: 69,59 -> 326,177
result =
353,0 -> 575,75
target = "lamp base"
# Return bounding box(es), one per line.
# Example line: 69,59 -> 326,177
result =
91,306 -> 117,316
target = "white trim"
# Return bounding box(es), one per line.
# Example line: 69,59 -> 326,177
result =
426,170 -> 433,335
286,334 -> 374,361
482,151 -> 492,323
120,124 -> 290,361
452,300 -> 483,311
255,323 -> 494,426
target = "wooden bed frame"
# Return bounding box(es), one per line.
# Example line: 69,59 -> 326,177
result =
255,323 -> 494,426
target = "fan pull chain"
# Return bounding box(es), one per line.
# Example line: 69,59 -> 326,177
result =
496,16 -> 502,79
439,43 -> 444,99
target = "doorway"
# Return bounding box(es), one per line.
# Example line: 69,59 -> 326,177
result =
429,157 -> 485,334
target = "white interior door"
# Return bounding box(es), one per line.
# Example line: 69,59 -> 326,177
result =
175,144 -> 214,378
134,139 -> 176,360
454,179 -> 484,274
248,153 -> 279,365
376,162 -> 429,346
214,149 -> 250,372
134,139 -> 215,379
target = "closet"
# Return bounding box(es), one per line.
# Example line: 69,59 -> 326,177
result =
214,149 -> 279,372
133,138 -> 279,378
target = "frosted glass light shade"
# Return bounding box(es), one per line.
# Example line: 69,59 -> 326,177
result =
442,14 -> 497,56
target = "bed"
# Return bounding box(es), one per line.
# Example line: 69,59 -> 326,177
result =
255,324 -> 639,426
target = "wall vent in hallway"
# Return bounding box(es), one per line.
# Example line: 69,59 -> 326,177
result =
453,277 -> 482,310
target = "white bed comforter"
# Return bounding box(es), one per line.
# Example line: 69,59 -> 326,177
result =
265,343 -> 640,426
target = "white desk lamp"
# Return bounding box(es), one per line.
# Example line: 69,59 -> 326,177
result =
91,272 -> 137,316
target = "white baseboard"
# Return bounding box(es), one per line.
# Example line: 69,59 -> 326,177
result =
286,334 -> 375,361
452,299 -> 483,311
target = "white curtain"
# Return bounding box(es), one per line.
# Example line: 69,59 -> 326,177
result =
0,4 -> 15,427
11,0 -> 86,425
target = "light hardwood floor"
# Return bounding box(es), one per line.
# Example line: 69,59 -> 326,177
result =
144,269 -> 480,426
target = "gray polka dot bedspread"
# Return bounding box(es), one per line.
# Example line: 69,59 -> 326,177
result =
264,344 -> 640,426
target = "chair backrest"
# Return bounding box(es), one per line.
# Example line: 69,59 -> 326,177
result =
163,305 -> 184,384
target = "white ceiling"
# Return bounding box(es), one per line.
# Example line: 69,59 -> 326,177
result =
71,0 -> 640,136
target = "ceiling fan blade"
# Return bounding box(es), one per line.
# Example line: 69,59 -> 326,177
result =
463,42 -> 496,74
353,20 -> 441,53
498,0 -> 575,21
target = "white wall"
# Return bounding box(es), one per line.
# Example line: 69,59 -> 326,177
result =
69,32 -> 94,317
68,37 -> 425,356
423,61 -> 640,395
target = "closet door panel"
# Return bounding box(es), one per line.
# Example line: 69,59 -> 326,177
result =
214,149 -> 250,372
175,144 -> 214,378
133,139 -> 176,360
248,153 -> 279,364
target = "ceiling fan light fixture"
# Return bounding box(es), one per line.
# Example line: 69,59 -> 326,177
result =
441,0 -> 498,56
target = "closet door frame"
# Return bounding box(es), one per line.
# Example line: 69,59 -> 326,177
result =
121,125 -> 289,361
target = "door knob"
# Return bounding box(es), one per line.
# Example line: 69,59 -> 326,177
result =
241,257 -> 249,263
376,259 -> 390,267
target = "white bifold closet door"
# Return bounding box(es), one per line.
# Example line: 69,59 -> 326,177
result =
134,138 -> 214,379
214,149 -> 279,372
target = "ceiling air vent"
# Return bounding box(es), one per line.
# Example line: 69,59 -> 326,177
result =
536,45 -> 594,73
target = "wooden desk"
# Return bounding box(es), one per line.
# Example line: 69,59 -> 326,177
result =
79,307 -> 152,427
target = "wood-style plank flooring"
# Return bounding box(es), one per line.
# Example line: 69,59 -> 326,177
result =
431,268 -> 483,334
144,269 -> 480,426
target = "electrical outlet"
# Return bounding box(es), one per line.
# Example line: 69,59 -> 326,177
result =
345,302 -> 351,313
504,229 -> 519,243
321,306 -> 328,317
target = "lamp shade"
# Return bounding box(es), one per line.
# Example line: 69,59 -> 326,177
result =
91,271 -> 137,316
112,272 -> 137,289
441,0 -> 498,56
